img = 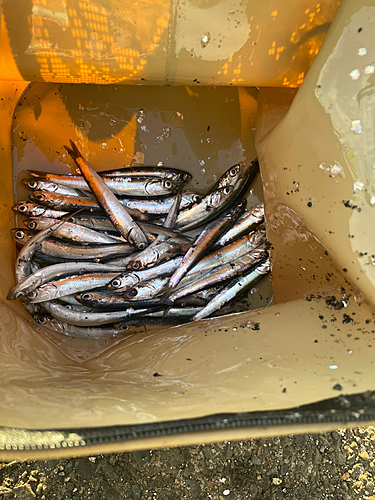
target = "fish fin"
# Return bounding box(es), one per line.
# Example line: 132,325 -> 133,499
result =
63,144 -> 74,158
161,305 -> 172,319
158,285 -> 173,305
64,140 -> 82,162
69,140 -> 83,159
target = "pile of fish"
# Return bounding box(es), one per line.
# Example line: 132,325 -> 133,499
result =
8,140 -> 270,340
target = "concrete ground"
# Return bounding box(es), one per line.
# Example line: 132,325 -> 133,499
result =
1,426 -> 375,499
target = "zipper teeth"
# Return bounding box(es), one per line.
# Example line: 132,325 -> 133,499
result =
1,407 -> 374,452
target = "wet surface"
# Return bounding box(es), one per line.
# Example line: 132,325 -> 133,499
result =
1,427 -> 375,499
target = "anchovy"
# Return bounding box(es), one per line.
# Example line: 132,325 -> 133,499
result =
215,203 -> 264,247
64,141 -> 148,249
41,301 -> 148,326
30,190 -> 103,212
126,238 -> 191,271
8,262 -> 125,300
108,256 -> 183,290
177,161 -> 259,231
76,291 -> 162,310
12,229 -> 133,261
27,272 -> 122,303
193,258 -> 271,321
23,179 -> 92,198
176,186 -> 234,230
118,191 -> 201,216
42,174 -> 178,197
167,201 -> 246,290
29,166 -> 192,184
29,172 -> 182,195
99,166 -> 192,184
31,190 -> 200,217
168,245 -> 268,303
184,226 -> 267,279
14,211 -> 81,282
146,307 -> 202,318
13,201 -> 68,218
215,160 -> 259,193
24,217 -> 121,245
114,306 -> 204,327
13,200 -> 149,222
34,314 -> 134,340
123,277 -> 169,301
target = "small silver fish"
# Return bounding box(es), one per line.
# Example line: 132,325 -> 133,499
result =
42,301 -> 148,326
12,229 -> 133,261
34,314 -> 134,340
64,141 -> 148,249
24,217 -> 120,245
28,272 -> 122,303
193,258 -> 270,320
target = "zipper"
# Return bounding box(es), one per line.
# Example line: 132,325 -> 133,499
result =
1,390 -> 375,452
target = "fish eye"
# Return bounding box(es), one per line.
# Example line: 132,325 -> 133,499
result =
15,230 -> 24,239
35,194 -> 45,202
193,194 -> 201,203
223,186 -> 231,195
132,261 -> 142,270
81,293 -> 92,301
125,288 -> 138,298
137,242 -> 147,250
28,221 -> 37,230
27,291 -> 37,299
28,181 -> 38,189
15,291 -> 26,299
111,279 -> 121,288
37,315 -> 48,325
164,180 -> 173,189
18,204 -> 28,213
229,166 -> 239,177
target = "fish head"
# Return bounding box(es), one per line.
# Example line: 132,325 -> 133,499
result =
217,164 -> 241,189
209,185 -> 234,209
75,292 -> 102,307
27,290 -> 39,301
10,228 -> 31,244
30,191 -> 46,204
23,179 -> 40,190
13,201 -> 45,216
181,191 -> 201,208
107,273 -> 139,290
33,314 -> 49,325
107,277 -> 123,289
162,179 -> 177,191
24,219 -> 38,230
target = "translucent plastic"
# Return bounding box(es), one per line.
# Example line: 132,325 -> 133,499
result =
0,0 -> 341,86
0,0 -> 374,455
